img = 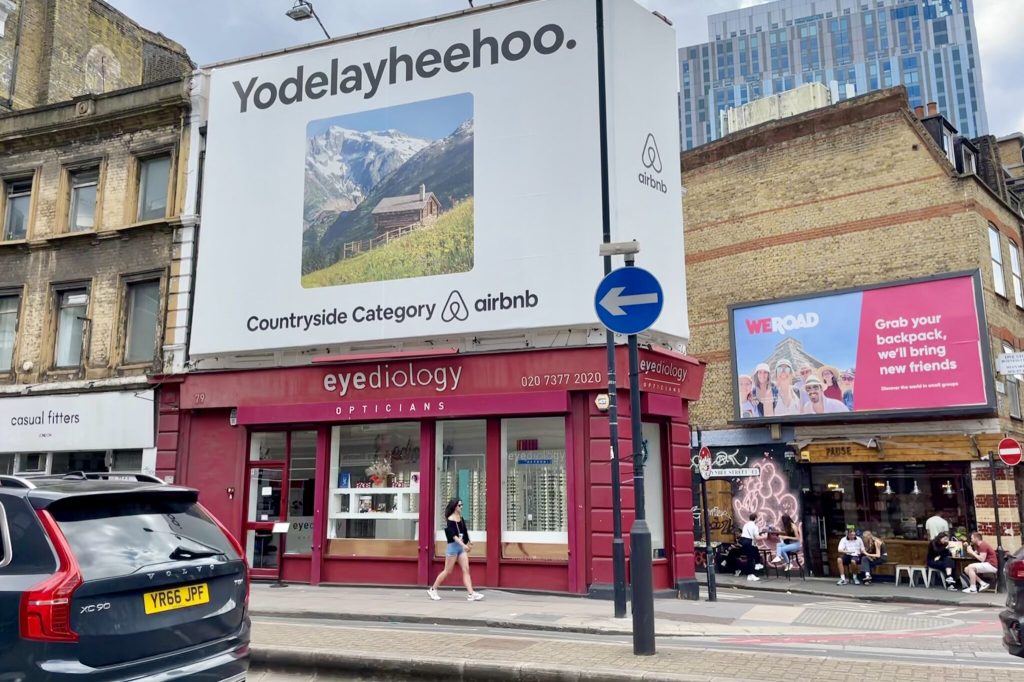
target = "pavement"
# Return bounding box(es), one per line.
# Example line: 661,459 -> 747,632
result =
248,581 -> 1017,680
702,572 -> 1006,607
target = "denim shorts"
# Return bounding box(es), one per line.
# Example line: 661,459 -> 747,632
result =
445,542 -> 465,557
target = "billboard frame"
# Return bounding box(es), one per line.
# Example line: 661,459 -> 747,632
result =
726,269 -> 996,425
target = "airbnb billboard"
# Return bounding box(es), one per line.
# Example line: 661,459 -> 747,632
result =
729,272 -> 994,421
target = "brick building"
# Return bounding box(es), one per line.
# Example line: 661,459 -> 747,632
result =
682,87 -> 1024,579
0,0 -> 192,478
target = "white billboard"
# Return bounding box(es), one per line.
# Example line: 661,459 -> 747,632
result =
191,0 -> 686,356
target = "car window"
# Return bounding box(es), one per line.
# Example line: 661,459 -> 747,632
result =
0,501 -> 10,569
50,496 -> 240,581
0,496 -> 55,575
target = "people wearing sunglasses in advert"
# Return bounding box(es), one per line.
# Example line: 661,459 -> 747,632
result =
772,359 -> 802,416
428,498 -> 485,601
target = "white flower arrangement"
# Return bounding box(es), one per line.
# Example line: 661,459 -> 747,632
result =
365,458 -> 393,484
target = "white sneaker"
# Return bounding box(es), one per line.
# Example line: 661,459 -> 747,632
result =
427,588 -> 441,601
467,592 -> 485,601
962,585 -> 977,593
754,563 -> 764,571
837,578 -> 848,585
978,580 -> 991,592
770,556 -> 783,564
747,574 -> 760,582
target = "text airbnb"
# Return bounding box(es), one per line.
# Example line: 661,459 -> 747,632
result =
233,24 -> 576,113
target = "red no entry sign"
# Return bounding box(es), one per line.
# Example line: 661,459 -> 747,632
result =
998,437 -> 1022,467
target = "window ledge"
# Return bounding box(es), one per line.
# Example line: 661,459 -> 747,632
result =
0,238 -> 28,248
43,229 -> 98,243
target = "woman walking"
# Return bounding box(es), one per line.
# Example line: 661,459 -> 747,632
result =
428,498 -> 485,601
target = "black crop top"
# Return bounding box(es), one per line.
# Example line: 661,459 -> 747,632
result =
444,518 -> 470,544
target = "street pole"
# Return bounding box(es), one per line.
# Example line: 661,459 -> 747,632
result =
594,0 -> 627,618
697,430 -> 717,602
988,451 -> 1006,591
625,252 -> 655,656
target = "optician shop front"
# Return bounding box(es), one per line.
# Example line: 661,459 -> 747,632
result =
160,347 -> 705,595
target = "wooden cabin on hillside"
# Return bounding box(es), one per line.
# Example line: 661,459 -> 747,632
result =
371,184 -> 441,234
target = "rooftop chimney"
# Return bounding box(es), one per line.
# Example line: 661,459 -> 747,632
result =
927,102 -> 938,116
419,184 -> 425,201
914,105 -> 925,119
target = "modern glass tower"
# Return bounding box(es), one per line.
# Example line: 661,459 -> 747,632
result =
679,0 -> 988,149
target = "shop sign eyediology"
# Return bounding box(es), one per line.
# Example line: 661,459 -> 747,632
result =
0,390 -> 156,452
729,272 -> 994,422
190,0 -> 687,356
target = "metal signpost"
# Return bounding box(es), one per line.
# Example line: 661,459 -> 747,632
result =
593,0 -> 627,621
595,244 -> 663,656
696,439 -> 717,602
993,437 -> 1022,588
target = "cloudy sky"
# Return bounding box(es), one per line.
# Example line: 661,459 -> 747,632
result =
105,0 -> 1022,136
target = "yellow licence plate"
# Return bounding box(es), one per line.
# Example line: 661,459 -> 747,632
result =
143,583 -> 210,615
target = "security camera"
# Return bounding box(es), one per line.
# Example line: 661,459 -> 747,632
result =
598,240 -> 641,257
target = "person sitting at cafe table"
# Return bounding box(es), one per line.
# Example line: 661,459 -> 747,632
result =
927,531 -> 958,590
836,528 -> 865,585
962,531 -> 998,593
859,530 -> 887,585
770,514 -> 802,570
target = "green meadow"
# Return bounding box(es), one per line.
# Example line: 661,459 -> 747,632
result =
302,199 -> 474,288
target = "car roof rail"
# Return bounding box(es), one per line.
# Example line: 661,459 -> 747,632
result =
0,475 -> 38,489
64,471 -> 165,484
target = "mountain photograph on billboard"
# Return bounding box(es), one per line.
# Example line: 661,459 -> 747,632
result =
301,92 -> 474,287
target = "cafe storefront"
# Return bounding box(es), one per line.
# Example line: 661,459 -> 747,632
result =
161,347 -> 705,596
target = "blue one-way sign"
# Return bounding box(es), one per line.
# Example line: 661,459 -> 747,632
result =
595,267 -> 664,335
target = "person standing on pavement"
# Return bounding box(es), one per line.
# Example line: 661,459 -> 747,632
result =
962,531 -> 998,593
926,531 -> 957,590
428,498 -> 484,602
739,513 -> 766,581
925,512 -> 949,540
836,528 -> 865,585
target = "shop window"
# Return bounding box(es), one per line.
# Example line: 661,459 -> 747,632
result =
285,431 -> 318,555
54,288 -> 88,368
17,453 -> 46,473
1004,342 -> 1022,419
112,450 -> 143,470
435,420 -> 486,557
137,154 -> 171,221
327,422 -> 421,558
1010,241 -> 1024,308
123,279 -> 161,364
51,451 -> 108,474
250,432 -> 286,461
0,293 -> 19,372
2,178 -> 31,241
641,423 -> 665,558
501,417 -> 568,560
0,454 -> 13,475
68,167 -> 99,232
989,225 -> 1006,297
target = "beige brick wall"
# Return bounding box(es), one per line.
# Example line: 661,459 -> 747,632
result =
682,101 -> 1024,433
0,84 -> 189,385
1,0 -> 190,111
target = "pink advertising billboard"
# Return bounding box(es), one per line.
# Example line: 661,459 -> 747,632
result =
729,272 -> 994,422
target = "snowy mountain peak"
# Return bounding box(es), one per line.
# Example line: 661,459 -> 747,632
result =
303,127 -> 430,226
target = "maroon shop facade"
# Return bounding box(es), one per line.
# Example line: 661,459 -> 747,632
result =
154,346 -> 705,597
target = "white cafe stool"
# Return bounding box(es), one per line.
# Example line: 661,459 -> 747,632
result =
894,565 -> 914,586
909,566 -> 929,587
923,567 -> 945,588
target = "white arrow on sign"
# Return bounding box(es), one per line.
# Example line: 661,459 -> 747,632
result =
598,287 -> 660,316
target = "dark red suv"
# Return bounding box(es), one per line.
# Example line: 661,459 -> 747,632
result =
0,478 -> 250,680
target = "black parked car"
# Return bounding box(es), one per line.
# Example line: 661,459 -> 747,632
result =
1001,546 -> 1024,658
0,478 -> 250,680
